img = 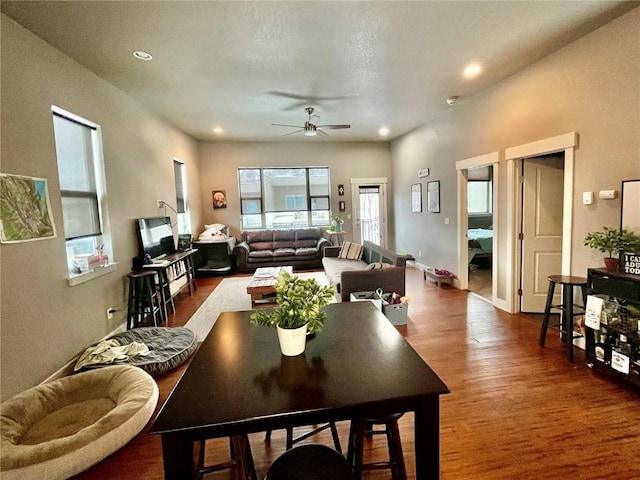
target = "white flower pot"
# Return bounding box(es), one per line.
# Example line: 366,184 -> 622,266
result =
276,324 -> 307,356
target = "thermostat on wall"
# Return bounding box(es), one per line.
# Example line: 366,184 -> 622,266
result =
598,190 -> 617,199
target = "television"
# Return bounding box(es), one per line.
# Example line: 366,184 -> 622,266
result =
136,217 -> 175,259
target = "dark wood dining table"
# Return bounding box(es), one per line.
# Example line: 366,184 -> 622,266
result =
149,302 -> 450,479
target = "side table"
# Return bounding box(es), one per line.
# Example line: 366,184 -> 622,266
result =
325,230 -> 347,247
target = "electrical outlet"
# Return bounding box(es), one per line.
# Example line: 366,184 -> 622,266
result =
157,199 -> 163,208
106,308 -> 114,320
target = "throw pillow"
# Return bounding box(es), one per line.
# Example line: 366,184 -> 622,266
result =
365,262 -> 394,270
339,241 -> 363,260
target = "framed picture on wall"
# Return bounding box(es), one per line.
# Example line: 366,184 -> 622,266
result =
427,181 -> 440,213
212,190 -> 227,209
411,183 -> 422,213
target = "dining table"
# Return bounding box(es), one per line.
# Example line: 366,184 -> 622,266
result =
149,301 -> 450,479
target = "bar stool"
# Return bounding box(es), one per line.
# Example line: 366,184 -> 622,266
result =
265,423 -> 342,454
197,435 -> 256,480
347,413 -> 407,480
538,275 -> 588,362
265,444 -> 353,480
126,270 -> 163,329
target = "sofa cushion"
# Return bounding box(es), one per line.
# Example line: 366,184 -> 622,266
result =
249,250 -> 274,258
273,248 -> 296,257
250,241 -> 273,251
365,262 -> 394,270
245,231 -> 273,244
339,241 -> 363,260
273,230 -> 296,249
295,247 -> 318,257
322,257 -> 368,290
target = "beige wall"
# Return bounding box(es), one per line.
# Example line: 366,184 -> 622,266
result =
196,142 -> 392,241
391,7 -> 640,290
0,15 -> 202,400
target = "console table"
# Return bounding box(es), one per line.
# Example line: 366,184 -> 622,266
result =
142,249 -> 197,315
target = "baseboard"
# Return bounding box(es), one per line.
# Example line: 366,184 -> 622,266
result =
40,322 -> 127,385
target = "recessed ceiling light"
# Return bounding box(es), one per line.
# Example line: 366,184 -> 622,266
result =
378,127 -> 389,137
464,63 -> 482,79
133,51 -> 153,61
213,127 -> 223,134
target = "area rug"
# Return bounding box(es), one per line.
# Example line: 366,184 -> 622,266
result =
184,271 -> 329,341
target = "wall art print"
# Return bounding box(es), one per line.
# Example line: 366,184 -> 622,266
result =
0,173 -> 57,243
212,190 -> 227,209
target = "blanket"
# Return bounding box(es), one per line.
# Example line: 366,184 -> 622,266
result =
74,339 -> 150,371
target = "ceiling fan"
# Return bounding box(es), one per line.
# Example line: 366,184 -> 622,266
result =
272,107 -> 350,137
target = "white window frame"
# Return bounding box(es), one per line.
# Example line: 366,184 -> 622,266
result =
52,106 -> 115,285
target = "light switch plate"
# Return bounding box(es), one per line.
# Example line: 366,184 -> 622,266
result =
583,191 -> 594,205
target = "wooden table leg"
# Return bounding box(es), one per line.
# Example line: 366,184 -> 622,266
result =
414,396 -> 440,480
161,433 -> 197,480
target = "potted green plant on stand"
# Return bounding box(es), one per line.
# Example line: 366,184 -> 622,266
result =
331,215 -> 344,233
250,271 -> 335,356
584,227 -> 640,271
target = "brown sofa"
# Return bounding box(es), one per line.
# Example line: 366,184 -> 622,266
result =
322,241 -> 409,302
234,228 -> 331,272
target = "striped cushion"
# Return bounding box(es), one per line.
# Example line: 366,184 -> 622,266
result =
339,241 -> 363,260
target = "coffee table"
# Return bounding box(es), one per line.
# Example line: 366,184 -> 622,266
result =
150,302 -> 450,479
246,266 -> 293,306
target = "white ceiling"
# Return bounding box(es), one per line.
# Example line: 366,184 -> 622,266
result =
2,1 -> 636,142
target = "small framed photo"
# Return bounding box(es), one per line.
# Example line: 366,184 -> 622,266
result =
411,183 -> 422,213
178,234 -> 192,251
427,181 -> 440,213
212,190 -> 227,209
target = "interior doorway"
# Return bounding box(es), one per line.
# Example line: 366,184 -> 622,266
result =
467,165 -> 494,301
350,178 -> 388,247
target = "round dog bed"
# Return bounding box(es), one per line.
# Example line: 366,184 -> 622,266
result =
77,326 -> 197,375
0,365 -> 158,480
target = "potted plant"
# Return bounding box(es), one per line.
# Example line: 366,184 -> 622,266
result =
250,271 -> 335,356
331,215 -> 344,233
584,227 -> 640,271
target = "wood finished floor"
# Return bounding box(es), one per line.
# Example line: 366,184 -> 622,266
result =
72,268 -> 640,480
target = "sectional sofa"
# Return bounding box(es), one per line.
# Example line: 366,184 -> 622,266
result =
322,241 -> 409,302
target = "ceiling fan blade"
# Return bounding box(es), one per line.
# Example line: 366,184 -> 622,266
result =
317,129 -> 330,136
282,129 -> 304,136
272,123 -> 304,128
317,124 -> 351,129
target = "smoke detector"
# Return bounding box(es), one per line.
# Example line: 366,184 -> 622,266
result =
446,96 -> 460,106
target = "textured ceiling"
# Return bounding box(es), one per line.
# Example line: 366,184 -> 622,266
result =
2,1 -> 636,142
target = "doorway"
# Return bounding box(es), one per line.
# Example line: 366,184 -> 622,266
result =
467,165 -> 494,301
350,178 -> 388,247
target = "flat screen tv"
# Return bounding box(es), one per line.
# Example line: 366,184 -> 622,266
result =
136,217 -> 175,259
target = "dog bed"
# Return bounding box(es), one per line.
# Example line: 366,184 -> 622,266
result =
0,365 -> 158,480
76,326 -> 197,375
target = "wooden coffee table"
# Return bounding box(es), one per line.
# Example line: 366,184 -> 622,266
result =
246,266 -> 293,306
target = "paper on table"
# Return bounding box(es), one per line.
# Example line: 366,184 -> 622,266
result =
584,295 -> 603,330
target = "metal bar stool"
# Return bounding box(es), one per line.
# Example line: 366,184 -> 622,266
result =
347,413 -> 407,480
126,270 -> 163,329
538,275 -> 588,361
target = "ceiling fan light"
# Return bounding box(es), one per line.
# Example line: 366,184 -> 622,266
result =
304,130 -> 317,137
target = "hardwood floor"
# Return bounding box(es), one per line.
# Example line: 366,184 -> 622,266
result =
72,268 -> 640,480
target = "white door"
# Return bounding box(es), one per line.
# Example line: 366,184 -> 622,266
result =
350,178 -> 387,247
520,156 -> 564,312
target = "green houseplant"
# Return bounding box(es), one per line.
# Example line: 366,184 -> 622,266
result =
250,271 -> 335,355
331,215 -> 344,232
584,227 -> 640,271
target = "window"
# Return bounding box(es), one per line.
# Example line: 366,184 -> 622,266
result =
467,181 -> 493,214
52,107 -> 112,278
238,167 -> 330,229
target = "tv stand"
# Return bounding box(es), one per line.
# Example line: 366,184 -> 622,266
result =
143,249 -> 197,315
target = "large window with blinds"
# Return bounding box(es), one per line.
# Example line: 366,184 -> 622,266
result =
52,107 -> 111,275
238,167 -> 331,230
